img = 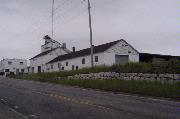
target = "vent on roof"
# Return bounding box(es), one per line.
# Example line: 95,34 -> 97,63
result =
62,43 -> 66,49
72,47 -> 75,53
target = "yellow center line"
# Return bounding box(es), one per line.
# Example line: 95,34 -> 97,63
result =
2,83 -> 111,112
38,91 -> 111,112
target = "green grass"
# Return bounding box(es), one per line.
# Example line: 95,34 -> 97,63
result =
9,60 -> 180,100
12,77 -> 180,100
10,60 -> 180,81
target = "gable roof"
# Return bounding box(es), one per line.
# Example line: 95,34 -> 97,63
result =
30,48 -> 59,60
121,39 -> 139,54
47,40 -> 121,64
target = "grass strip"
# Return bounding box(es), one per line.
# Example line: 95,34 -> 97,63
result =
13,77 -> 180,100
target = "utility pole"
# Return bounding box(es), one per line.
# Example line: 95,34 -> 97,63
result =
52,0 -> 55,38
87,0 -> 94,68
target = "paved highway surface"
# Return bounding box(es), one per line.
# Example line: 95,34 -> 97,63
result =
0,77 -> 179,119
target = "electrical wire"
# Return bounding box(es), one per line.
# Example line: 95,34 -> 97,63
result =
26,0 -> 119,42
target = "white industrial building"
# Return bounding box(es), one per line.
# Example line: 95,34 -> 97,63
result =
0,58 -> 27,75
46,39 -> 139,72
29,35 -> 71,73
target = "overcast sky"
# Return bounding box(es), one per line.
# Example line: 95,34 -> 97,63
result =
0,0 -> 179,60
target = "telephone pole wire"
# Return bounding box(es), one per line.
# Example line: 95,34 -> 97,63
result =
87,0 -> 94,68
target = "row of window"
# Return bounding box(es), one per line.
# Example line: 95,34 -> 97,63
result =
8,61 -> 24,65
60,65 -> 79,71
5,69 -> 24,72
50,64 -> 79,71
59,56 -> 99,67
82,56 -> 99,64
50,56 -> 99,71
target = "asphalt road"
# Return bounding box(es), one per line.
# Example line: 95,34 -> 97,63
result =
0,77 -> 179,119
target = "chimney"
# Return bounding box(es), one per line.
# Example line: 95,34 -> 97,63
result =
62,43 -> 66,49
72,47 -> 75,53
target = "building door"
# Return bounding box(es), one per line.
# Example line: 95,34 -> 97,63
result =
38,66 -> 41,73
32,67 -> 34,73
16,69 -> 19,74
72,65 -> 74,71
115,55 -> 129,64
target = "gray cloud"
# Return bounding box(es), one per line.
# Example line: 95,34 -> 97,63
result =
0,0 -> 179,60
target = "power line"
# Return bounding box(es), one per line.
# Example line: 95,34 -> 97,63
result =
54,2 -> 86,22
54,0 -> 73,13
92,0 -> 117,8
26,0 -> 85,38
54,0 -> 85,20
53,8 -> 87,31
27,0 -> 118,45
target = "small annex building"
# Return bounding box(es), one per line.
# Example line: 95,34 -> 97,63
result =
139,53 -> 179,63
46,39 -> 140,72
29,35 -> 71,73
0,58 -> 27,75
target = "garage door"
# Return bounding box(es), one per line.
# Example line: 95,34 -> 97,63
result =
115,55 -> 129,64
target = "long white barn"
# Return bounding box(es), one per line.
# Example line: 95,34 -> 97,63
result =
46,39 -> 139,72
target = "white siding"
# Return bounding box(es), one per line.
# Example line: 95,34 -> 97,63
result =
105,40 -> 139,63
47,53 -> 105,72
0,59 -> 27,75
103,52 -> 115,66
30,48 -> 68,73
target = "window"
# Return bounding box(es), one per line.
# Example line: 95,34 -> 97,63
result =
76,66 -> 79,70
5,69 -> 9,72
21,69 -> 24,73
66,62 -> 68,66
51,65 -> 53,69
82,58 -> 85,64
20,62 -> 23,65
72,65 -> 74,70
44,47 -> 50,49
38,66 -> 41,73
95,56 -> 98,62
8,61 -> 12,65
62,67 -> 64,70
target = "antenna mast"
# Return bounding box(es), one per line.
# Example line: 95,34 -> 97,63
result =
52,0 -> 55,38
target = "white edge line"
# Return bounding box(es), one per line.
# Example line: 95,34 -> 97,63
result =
6,106 -> 29,119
